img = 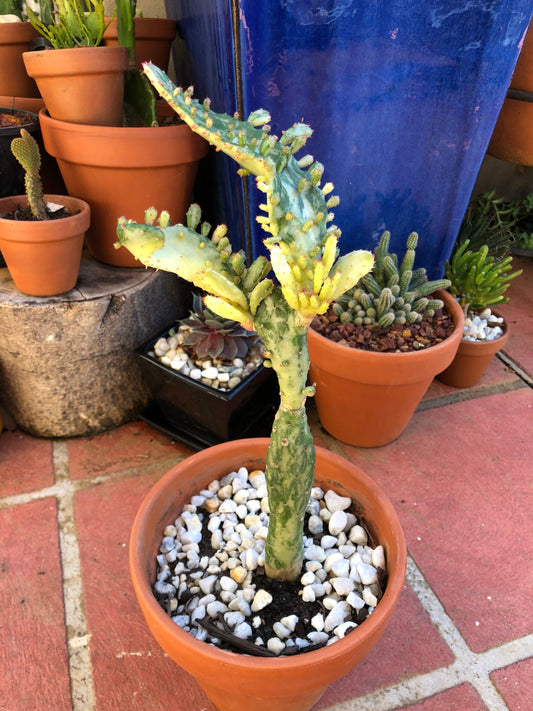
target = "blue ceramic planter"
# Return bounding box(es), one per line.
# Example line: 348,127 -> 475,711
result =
165,0 -> 531,278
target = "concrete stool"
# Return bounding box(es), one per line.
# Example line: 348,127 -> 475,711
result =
0,252 -> 187,438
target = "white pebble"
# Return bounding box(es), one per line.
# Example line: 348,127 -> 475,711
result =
331,577 -> 355,596
280,615 -> 298,632
273,621 -> 291,639
251,589 -> 273,612
329,510 -> 348,536
234,622 -> 253,639
357,563 -> 378,586
325,490 -> 352,513
308,515 -> 323,534
311,613 -> 325,631
267,638 -> 285,655
324,602 -> 350,632
334,621 -> 358,639
219,576 -> 238,593
362,587 -> 378,607
349,525 -> 368,545
372,545 -> 386,569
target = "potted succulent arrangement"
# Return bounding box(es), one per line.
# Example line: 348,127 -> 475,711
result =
37,1 -> 207,267
117,63 -> 407,711
308,231 -> 464,447
23,0 -> 128,126
437,239 -> 522,388
135,290 -> 278,448
0,128 -> 89,295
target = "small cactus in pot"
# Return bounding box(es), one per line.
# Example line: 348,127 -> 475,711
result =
116,62 -> 374,582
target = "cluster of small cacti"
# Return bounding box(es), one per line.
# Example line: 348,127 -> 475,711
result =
116,62 -> 374,582
332,231 -> 450,329
10,128 -> 48,220
180,293 -> 259,361
444,239 -> 522,314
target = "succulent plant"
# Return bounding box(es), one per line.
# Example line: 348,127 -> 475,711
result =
26,0 -> 108,48
10,128 -> 48,220
116,62 -> 374,582
331,231 -> 450,329
444,239 -> 522,314
180,293 -> 258,361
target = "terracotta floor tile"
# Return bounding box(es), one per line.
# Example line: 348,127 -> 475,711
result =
394,683 -> 487,710
0,499 -> 71,710
498,254 -> 533,378
316,585 -> 454,709
0,431 -> 54,498
67,420 -> 193,480
75,473 -> 215,710
340,389 -> 533,653
423,356 -> 519,402
491,657 -> 533,711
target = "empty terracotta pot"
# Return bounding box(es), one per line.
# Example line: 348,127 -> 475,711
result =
129,438 -> 406,711
0,21 -> 40,98
103,17 -> 177,71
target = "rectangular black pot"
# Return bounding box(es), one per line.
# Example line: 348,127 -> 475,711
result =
135,329 -> 279,449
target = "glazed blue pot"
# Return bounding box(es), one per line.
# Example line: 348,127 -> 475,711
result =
165,0 -> 532,279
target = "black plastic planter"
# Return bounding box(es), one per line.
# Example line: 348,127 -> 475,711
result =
135,330 -> 279,449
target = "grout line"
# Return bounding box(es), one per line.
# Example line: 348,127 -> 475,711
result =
322,556 -> 533,711
416,378 -> 527,412
497,351 -> 533,387
53,441 -> 96,711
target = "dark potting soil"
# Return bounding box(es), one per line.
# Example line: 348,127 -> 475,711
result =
0,204 -> 77,221
311,305 -> 456,353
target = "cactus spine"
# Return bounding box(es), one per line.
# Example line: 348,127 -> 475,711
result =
10,129 -> 48,220
115,63 -> 374,581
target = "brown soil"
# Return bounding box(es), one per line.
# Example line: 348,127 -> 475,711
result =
0,204 -> 76,221
311,305 -> 456,353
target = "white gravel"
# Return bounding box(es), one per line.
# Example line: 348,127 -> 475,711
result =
153,466 -> 387,656
463,308 -> 505,342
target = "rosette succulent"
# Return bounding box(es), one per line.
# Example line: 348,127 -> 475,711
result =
181,293 -> 258,361
116,62 -> 374,582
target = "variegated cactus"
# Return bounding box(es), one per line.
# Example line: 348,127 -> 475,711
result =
116,62 -> 374,582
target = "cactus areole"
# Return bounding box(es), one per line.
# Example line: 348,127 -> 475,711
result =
116,62 -> 374,581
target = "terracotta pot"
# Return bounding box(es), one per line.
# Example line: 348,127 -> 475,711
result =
0,194 -> 89,296
129,438 -> 406,711
0,96 -> 45,114
307,290 -> 464,447
0,22 -> 40,99
23,46 -> 128,126
437,311 -> 510,388
488,22 -> 533,165
103,17 -> 176,71
38,108 -> 208,267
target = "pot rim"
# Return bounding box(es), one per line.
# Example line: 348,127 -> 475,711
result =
308,289 -> 464,370
0,194 -> 90,237
129,438 -> 406,672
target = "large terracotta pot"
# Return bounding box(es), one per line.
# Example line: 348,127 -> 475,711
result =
38,108 -> 208,267
0,22 -> 40,99
307,290 -> 464,448
129,438 -> 406,711
488,22 -> 533,165
23,46 -> 128,126
437,311 -> 510,388
103,16 -> 176,71
0,194 -> 89,296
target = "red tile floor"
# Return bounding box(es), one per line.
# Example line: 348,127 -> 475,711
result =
0,255 -> 531,711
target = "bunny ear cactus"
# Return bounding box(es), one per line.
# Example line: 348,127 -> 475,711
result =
11,128 -> 48,220
116,62 -> 374,582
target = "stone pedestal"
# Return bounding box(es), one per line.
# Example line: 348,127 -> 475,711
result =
0,252 -> 188,438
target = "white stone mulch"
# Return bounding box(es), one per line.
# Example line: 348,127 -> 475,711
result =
149,328 -> 263,391
463,307 -> 505,342
153,465 -> 386,657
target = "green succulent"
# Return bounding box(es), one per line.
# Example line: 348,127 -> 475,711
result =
332,231 -> 450,329
444,239 -> 522,314
26,0 -> 108,48
180,294 -> 259,361
10,129 -> 48,220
